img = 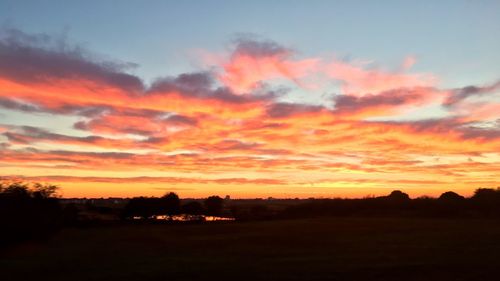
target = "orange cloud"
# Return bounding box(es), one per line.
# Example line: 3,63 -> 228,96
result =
0,31 -> 498,198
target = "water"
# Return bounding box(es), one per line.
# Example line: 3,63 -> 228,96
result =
132,214 -> 235,221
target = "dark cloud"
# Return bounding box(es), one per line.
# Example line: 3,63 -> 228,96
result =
0,28 -> 144,93
445,80 -> 500,106
100,107 -> 163,119
163,114 -> 198,126
333,88 -> 430,114
266,102 -> 324,118
0,99 -> 115,120
1,125 -> 142,147
0,97 -> 40,113
460,126 -> 500,140
48,149 -> 134,159
149,71 -> 280,103
54,104 -> 111,117
0,142 -> 10,150
0,148 -> 137,165
2,126 -> 104,145
2,132 -> 31,144
139,136 -> 169,145
377,118 -> 500,141
149,72 -> 214,95
0,96 -> 111,117
210,139 -> 261,151
232,36 -> 289,58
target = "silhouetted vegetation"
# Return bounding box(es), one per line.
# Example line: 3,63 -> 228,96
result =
0,181 -> 62,247
181,201 -> 205,221
118,187 -> 500,222
204,195 -> 224,216
279,188 -> 500,220
181,201 -> 204,215
439,191 -> 465,201
3,178 -> 500,250
121,193 -> 181,220
121,194 -> 228,220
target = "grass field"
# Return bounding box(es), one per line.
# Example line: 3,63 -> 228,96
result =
1,218 -> 500,281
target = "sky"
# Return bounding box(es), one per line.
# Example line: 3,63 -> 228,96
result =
0,0 -> 499,198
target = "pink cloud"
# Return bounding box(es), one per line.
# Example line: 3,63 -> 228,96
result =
401,55 -> 417,70
207,39 -> 435,98
324,59 -> 436,96
454,102 -> 500,122
218,49 -> 318,93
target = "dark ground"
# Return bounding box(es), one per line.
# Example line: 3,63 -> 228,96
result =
1,217 -> 500,281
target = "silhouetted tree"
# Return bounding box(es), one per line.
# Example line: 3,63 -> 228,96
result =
439,191 -> 465,201
32,182 -> 59,198
121,192 -> 181,220
432,191 -> 467,217
161,192 -> 181,219
387,190 -> 410,201
182,201 -> 204,215
122,197 -> 157,219
471,188 -> 500,215
472,188 -> 500,201
204,196 -> 224,216
0,181 -> 62,246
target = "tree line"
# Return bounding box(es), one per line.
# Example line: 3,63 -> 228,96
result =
121,193 -> 225,220
1,180 -> 500,247
276,189 -> 500,220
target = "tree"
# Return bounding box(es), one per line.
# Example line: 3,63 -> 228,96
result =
182,201 -> 204,215
439,191 -> 464,201
471,188 -> 500,214
32,182 -> 59,198
161,192 -> 181,218
472,188 -> 500,201
122,197 -> 156,219
387,190 -> 410,201
0,181 -> 62,245
0,181 -> 31,198
204,196 -> 224,216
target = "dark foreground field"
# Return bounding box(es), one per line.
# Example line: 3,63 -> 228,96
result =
2,218 -> 500,281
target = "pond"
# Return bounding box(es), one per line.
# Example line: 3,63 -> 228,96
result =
132,214 -> 235,221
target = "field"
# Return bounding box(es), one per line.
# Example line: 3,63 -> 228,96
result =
2,218 -> 500,281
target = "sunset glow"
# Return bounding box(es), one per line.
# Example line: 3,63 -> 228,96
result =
1,1 -> 499,198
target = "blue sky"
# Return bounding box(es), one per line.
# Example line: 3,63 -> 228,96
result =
2,0 -> 499,87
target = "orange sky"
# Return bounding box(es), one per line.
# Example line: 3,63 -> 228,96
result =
0,30 -> 498,198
